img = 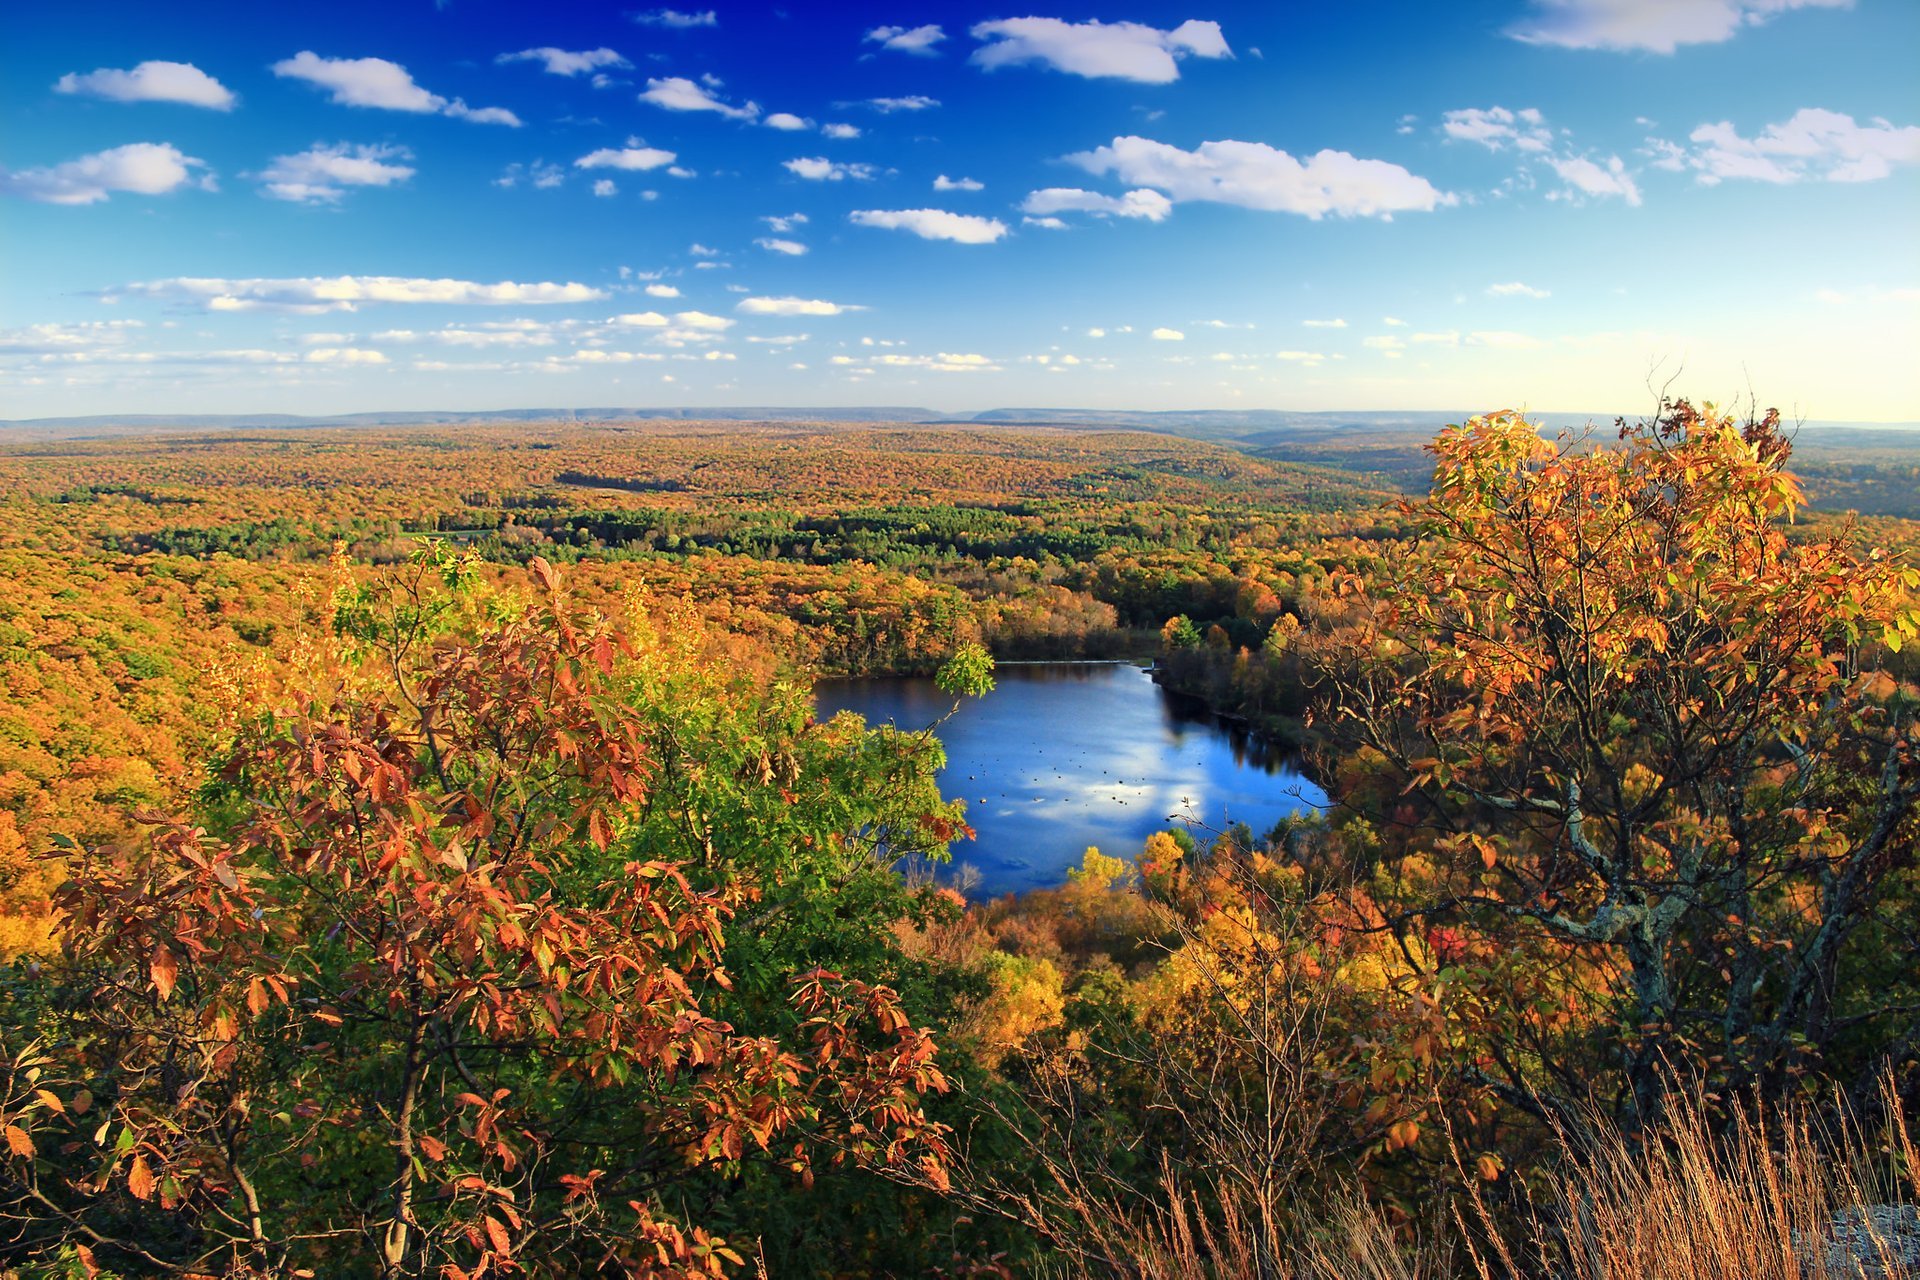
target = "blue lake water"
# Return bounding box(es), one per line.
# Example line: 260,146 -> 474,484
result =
814,662 -> 1328,897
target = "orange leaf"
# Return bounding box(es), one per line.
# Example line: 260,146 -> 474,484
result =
4,1125 -> 33,1158
482,1214 -> 512,1257
150,947 -> 178,1001
128,1154 -> 156,1200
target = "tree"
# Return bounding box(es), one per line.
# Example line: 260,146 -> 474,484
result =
1,553 -> 951,1278
1308,403 -> 1920,1126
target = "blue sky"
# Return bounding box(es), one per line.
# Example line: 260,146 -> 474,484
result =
4,0 -> 1917,419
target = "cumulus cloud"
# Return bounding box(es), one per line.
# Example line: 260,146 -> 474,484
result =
1302,318 -> 1346,328
764,112 -> 811,130
639,76 -> 757,120
849,208 -> 1010,243
54,60 -> 235,109
1023,215 -> 1068,229
738,296 -> 860,316
784,156 -> 875,181
632,9 -> 717,27
1068,136 -> 1451,219
970,17 -> 1231,83
934,174 -> 984,191
272,52 -> 520,125
304,346 -> 388,364
1021,186 -> 1172,221
864,96 -> 939,112
1,142 -> 212,205
592,179 -> 618,197
871,351 -> 999,372
756,237 -> 808,255
821,122 -> 862,139
865,24 -> 947,55
1446,105 -> 1640,205
1487,281 -> 1551,298
258,142 -> 413,203
0,320 -> 143,353
763,212 -> 809,232
1442,106 -> 1553,152
1151,327 -> 1185,340
645,283 -> 681,298
1672,108 -> 1920,184
120,275 -> 608,313
576,144 -> 677,171
497,47 -> 630,77
1547,153 -> 1642,203
1507,0 -> 1850,53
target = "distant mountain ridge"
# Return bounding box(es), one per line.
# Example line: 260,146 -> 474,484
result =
7,406 -> 1916,437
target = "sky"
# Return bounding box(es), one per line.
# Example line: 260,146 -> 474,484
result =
3,0 -> 1918,421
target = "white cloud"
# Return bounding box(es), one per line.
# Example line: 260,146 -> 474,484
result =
1442,106 -> 1553,152
1547,153 -> 1642,203
934,174 -> 984,191
1023,215 -> 1069,229
1302,318 -> 1347,328
866,24 -> 947,55
871,351 -> 999,372
1487,281 -> 1551,298
738,296 -> 860,316
54,60 -> 235,110
849,208 -> 1009,243
970,17 -> 1231,83
2,142 -> 212,205
1151,327 -> 1185,340
690,243 -> 718,256
272,51 -> 520,125
1383,316 -> 1407,326
632,9 -> 718,27
785,156 -> 875,181
762,212 -> 809,232
822,122 -> 862,139
1086,327 -> 1107,338
1274,350 -> 1328,364
865,96 -> 939,112
575,145 -> 677,171
757,237 -> 808,255
764,112 -> 812,130
645,283 -> 681,298
304,346 -> 388,364
1021,186 -> 1172,221
0,320 -> 143,353
611,311 -> 669,327
639,76 -> 757,120
673,310 -> 732,330
1069,136 -> 1452,219
1507,0 -> 1850,53
258,142 -> 413,204
497,47 -> 629,76
592,178 -> 617,197
121,275 -> 607,313
1677,108 -> 1920,185
1445,105 -> 1641,205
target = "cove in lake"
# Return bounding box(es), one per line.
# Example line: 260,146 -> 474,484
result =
814,662 -> 1329,897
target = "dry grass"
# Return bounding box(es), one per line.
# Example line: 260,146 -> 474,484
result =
1044,1073 -> 1916,1280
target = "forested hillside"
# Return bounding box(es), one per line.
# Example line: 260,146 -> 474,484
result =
1,404 -> 1916,1277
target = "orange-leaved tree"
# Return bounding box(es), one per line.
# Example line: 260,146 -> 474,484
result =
1307,401 -> 1920,1128
0,551 -> 950,1278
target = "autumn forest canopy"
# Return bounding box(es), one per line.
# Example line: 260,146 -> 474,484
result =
0,404 -> 1917,1278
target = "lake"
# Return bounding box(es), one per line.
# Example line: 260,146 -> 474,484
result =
814,662 -> 1328,897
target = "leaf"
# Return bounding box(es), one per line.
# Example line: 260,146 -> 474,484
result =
482,1214 -> 512,1257
150,947 -> 178,1001
127,1154 -> 156,1200
419,1134 -> 448,1162
4,1125 -> 34,1158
